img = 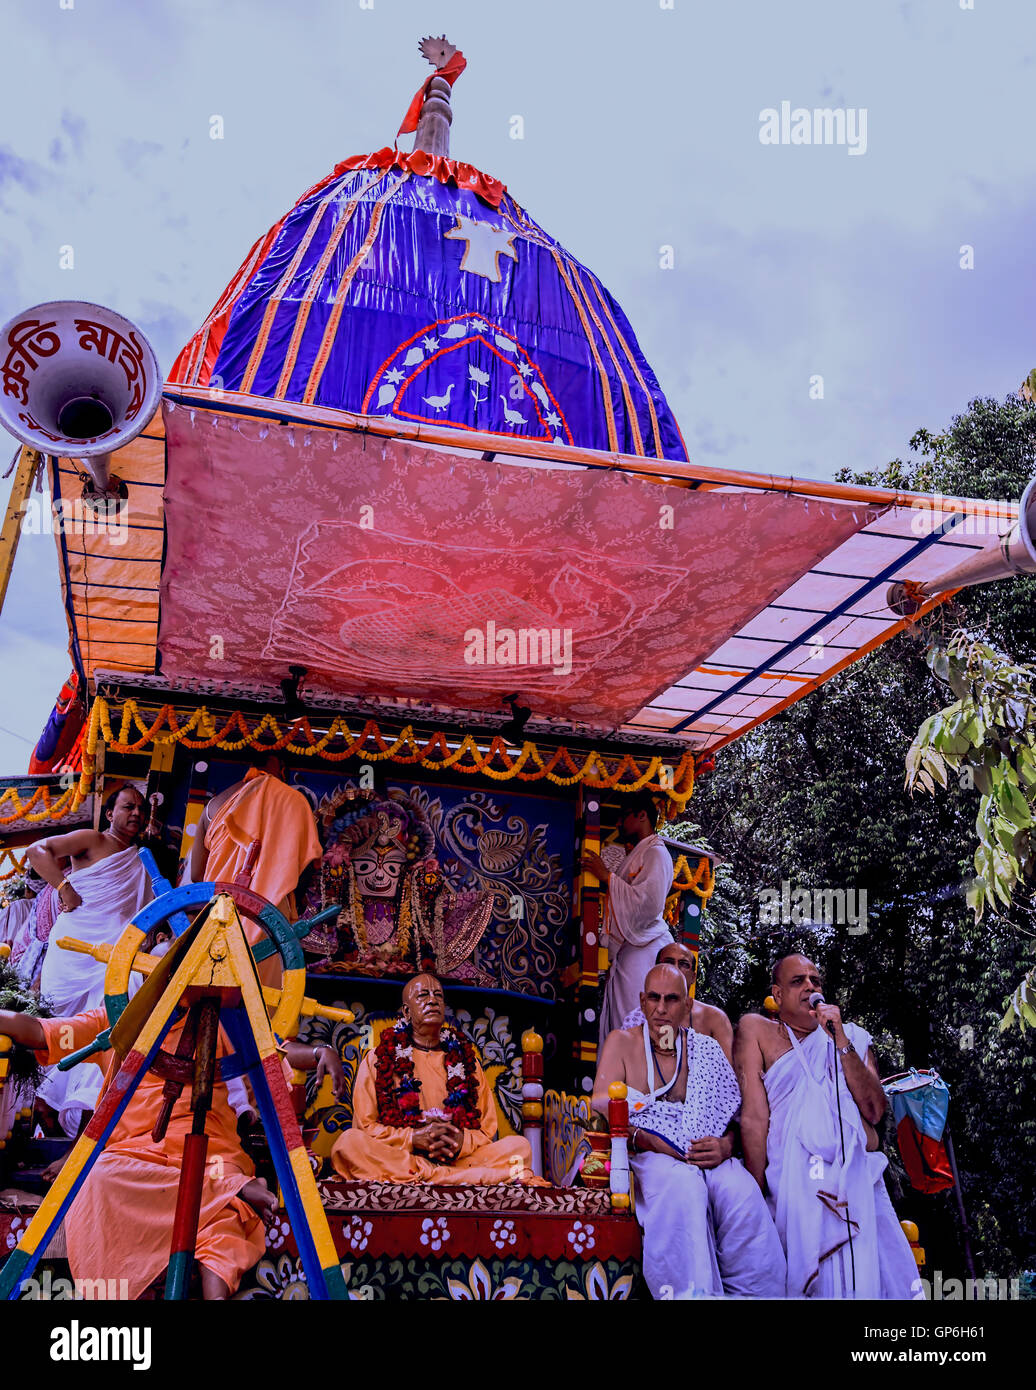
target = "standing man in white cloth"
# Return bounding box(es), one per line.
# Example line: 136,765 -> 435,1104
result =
736,953 -> 920,1299
593,964 -> 785,1299
583,792 -> 674,1043
26,785 -> 152,1136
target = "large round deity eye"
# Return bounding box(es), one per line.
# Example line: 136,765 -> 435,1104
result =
352,854 -> 380,878
382,858 -> 405,880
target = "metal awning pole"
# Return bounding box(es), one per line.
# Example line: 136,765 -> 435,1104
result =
0,447 -> 41,620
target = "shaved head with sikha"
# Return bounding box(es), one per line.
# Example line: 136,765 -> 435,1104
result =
640,963 -> 688,1051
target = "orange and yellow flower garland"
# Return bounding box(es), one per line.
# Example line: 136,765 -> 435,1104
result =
0,695 -> 698,826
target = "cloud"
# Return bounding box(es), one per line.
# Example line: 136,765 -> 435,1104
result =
116,138 -> 164,180
0,627 -> 71,773
47,112 -> 88,167
60,110 -> 86,158
0,146 -> 54,197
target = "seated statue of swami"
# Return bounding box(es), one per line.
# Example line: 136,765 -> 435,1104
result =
331,974 -> 544,1185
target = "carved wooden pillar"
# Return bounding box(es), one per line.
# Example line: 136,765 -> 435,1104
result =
573,787 -> 603,1097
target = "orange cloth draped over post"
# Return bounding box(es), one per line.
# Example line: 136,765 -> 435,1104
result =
35,1009 -> 268,1299
332,1049 -> 543,1185
203,769 -> 322,932
397,50 -> 467,138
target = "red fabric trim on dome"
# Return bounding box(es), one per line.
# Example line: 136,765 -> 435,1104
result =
335,146 -> 506,210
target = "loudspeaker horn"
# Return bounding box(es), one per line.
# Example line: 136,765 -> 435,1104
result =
0,299 -> 160,497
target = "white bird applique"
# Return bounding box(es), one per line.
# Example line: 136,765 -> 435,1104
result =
423,382 -> 455,412
500,395 -> 527,426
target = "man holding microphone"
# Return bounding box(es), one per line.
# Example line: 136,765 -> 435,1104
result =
735,953 -> 920,1298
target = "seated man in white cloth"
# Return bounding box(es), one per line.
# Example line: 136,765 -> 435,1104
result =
583,792 -> 674,1043
594,964 -> 785,1299
620,943 -> 779,1296
26,785 -> 152,1136
736,953 -> 919,1299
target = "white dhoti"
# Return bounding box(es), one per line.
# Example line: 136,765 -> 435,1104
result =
764,1021 -> 920,1299
632,1151 -> 722,1298
627,1022 -> 782,1299
37,845 -> 152,1136
599,835 -> 674,1041
705,1157 -> 786,1297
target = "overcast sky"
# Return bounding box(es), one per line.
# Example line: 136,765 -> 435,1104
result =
2,0 -> 1034,767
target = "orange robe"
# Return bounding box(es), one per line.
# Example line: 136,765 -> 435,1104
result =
203,770 -> 322,930
36,1009 -> 267,1299
332,1049 -> 542,1185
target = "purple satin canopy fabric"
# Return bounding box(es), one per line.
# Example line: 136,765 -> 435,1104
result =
171,161 -> 687,461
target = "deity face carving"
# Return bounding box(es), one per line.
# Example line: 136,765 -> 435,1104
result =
351,836 -> 407,898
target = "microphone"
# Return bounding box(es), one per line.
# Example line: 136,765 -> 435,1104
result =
809,991 -> 837,1036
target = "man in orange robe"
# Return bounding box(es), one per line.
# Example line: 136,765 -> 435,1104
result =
0,1001 -> 342,1299
189,754 -> 321,922
332,974 -> 542,1185
189,753 -> 322,982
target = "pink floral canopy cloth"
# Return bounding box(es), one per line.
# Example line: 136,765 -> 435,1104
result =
156,401 -> 882,730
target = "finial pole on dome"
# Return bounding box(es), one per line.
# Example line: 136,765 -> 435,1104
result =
397,36 -> 466,158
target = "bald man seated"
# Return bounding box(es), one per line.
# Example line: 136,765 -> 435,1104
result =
332,973 -> 542,1185
594,964 -> 784,1299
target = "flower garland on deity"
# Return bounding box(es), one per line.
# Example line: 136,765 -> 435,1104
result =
373,1015 -> 482,1130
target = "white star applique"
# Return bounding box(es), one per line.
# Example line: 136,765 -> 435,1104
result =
421,335 -> 440,352
516,361 -> 533,378
545,409 -> 562,429
444,215 -> 519,283
384,368 -> 405,384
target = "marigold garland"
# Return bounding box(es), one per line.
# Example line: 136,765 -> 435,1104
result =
374,1018 -> 482,1131
0,848 -> 28,880
670,853 -> 715,903
4,695 -> 697,827
88,696 -> 695,795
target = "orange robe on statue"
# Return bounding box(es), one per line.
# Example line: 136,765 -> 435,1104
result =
203,770 -> 322,930
35,1009 -> 268,1299
332,1049 -> 543,1185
